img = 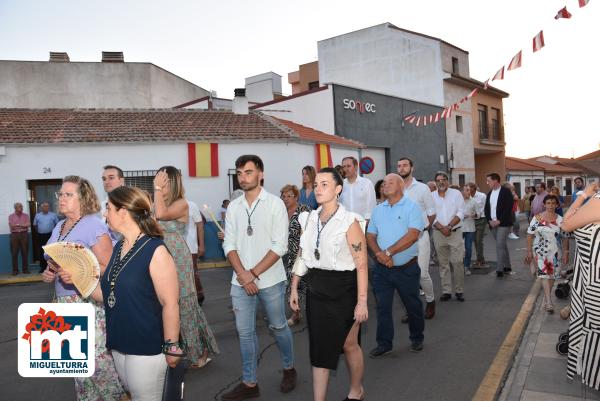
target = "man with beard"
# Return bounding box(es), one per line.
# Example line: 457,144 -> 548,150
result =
101,165 -> 125,243
484,173 -> 514,278
222,155 -> 296,401
431,172 -> 466,302
397,158 -> 437,319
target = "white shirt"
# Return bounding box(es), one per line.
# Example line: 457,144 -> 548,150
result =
432,188 -> 465,227
185,200 -> 202,254
339,175 -> 377,219
473,191 -> 486,218
403,178 -> 436,228
462,197 -> 478,233
298,205 -> 365,271
490,188 -> 501,220
223,188 -> 289,289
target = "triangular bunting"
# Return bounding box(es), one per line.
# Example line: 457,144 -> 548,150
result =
507,51 -> 522,70
492,66 -> 505,81
533,30 -> 545,52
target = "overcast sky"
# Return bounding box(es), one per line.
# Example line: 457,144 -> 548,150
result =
1,0 -> 597,159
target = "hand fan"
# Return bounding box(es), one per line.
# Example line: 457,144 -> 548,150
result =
43,241 -> 100,298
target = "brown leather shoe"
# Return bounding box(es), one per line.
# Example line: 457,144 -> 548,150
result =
221,382 -> 259,401
425,301 -> 436,319
280,368 -> 297,393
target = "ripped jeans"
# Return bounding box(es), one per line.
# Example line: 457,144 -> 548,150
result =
230,281 -> 294,384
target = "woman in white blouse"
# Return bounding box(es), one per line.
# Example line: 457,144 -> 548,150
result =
290,167 -> 369,401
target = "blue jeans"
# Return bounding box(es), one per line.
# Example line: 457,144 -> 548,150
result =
230,281 -> 294,384
372,261 -> 424,348
463,232 -> 475,268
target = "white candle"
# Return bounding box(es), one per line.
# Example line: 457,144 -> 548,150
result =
202,204 -> 224,233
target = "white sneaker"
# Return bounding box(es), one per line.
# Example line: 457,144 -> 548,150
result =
508,233 -> 519,240
465,269 -> 472,276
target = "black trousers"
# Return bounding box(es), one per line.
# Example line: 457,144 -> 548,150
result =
37,232 -> 52,270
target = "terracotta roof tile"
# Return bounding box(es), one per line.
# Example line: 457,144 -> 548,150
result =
272,118 -> 365,148
505,156 -> 582,174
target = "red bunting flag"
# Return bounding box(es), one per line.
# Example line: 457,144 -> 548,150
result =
555,6 -> 572,19
579,0 -> 589,8
408,115 -> 416,123
468,88 -> 479,98
434,112 -> 440,123
507,51 -> 522,70
416,116 -> 421,127
429,114 -> 434,124
423,116 -> 428,126
492,66 -> 505,81
533,30 -> 545,52
483,79 -> 490,89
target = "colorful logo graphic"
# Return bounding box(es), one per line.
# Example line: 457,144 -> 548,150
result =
18,303 -> 95,377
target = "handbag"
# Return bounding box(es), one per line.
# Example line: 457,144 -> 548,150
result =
161,360 -> 188,401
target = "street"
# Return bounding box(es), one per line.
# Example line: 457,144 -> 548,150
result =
1,230 -> 542,401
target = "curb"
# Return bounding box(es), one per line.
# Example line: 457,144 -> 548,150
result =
471,278 -> 542,401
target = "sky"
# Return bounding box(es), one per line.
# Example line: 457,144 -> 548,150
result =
1,0 -> 598,159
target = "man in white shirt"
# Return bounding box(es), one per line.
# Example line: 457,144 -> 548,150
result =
339,156 -> 377,221
222,155 -> 296,401
431,171 -> 466,302
185,200 -> 206,305
101,165 -> 125,243
397,158 -> 437,319
467,182 -> 488,267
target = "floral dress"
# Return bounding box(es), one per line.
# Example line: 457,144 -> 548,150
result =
284,204 -> 311,310
527,214 -> 568,279
158,220 -> 219,362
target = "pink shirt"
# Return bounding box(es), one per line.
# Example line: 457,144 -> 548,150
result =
9,212 -> 30,233
531,191 -> 548,216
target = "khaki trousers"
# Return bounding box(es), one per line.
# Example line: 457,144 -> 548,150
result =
432,229 -> 465,294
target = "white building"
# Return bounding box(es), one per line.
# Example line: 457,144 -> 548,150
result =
0,108 -> 363,272
317,22 -> 477,184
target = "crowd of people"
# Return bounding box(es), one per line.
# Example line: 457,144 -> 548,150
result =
8,155 -> 600,400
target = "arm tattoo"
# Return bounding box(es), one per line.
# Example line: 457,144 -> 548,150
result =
351,242 -> 362,252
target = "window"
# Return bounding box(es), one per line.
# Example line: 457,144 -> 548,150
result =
513,182 -> 521,198
452,57 -> 459,74
124,170 -> 159,193
308,81 -> 319,90
491,108 -> 501,140
459,174 -> 465,187
525,179 -> 531,187
456,115 -> 463,133
478,104 -> 488,139
547,179 -> 555,189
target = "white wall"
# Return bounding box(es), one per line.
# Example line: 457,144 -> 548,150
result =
318,23 -> 446,106
0,61 -> 210,108
245,72 -> 282,103
444,82 -> 475,184
0,141 -> 360,235
256,87 -> 335,134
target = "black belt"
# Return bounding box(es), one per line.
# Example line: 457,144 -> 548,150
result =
393,256 -> 418,269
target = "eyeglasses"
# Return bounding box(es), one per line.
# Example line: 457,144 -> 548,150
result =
55,191 -> 78,199
435,178 -> 448,183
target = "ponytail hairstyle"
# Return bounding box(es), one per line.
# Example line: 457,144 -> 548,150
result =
108,186 -> 163,238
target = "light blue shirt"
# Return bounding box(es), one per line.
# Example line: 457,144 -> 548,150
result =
33,211 -> 59,234
367,196 -> 424,266
299,188 -> 318,210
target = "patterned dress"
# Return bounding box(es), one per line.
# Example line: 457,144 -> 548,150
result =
284,204 -> 311,310
158,220 -> 219,362
527,214 -> 568,279
567,192 -> 600,389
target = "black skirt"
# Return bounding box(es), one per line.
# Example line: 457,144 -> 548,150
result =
306,268 -> 359,370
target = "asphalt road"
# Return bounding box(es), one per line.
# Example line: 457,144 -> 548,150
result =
0,229 -> 541,401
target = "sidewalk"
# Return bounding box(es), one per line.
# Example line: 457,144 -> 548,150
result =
499,283 -> 600,401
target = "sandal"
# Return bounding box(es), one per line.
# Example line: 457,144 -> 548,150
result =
287,312 -> 302,327
546,303 -> 554,314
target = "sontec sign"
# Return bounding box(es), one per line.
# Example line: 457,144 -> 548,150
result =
342,98 -> 376,114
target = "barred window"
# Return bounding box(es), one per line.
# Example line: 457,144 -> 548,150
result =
123,170 -> 158,193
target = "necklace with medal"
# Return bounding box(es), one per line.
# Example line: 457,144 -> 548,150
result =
245,199 -> 261,236
106,232 -> 146,308
314,205 -> 339,260
58,217 -> 82,241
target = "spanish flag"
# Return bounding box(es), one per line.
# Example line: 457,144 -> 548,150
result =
188,143 -> 219,177
315,143 -> 333,170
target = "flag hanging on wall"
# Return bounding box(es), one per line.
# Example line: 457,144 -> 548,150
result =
315,143 -> 333,170
188,143 -> 219,177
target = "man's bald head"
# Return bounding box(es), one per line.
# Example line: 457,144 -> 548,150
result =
383,173 -> 404,200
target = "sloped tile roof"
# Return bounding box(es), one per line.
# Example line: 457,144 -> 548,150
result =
506,156 -> 582,174
0,109 -> 295,144
273,117 -> 365,148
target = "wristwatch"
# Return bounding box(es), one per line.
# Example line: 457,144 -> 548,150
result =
384,249 -> 392,257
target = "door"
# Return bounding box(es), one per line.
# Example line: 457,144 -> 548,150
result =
27,179 -> 62,262
565,178 -> 572,195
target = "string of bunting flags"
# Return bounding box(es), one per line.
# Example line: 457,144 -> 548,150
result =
404,0 -> 591,127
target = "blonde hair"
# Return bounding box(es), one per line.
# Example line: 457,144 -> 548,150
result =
302,165 -> 316,189
280,184 -> 299,199
157,166 -> 185,206
63,175 -> 101,216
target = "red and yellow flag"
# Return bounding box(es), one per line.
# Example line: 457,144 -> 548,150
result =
188,143 -> 219,177
315,143 -> 333,170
